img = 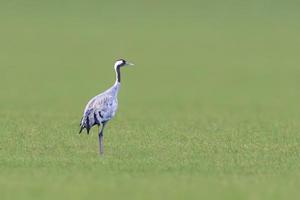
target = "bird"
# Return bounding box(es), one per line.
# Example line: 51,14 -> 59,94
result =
79,59 -> 134,155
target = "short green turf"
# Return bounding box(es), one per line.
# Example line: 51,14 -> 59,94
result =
1,1 -> 300,199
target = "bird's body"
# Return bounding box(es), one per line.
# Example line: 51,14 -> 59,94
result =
79,82 -> 120,133
79,59 -> 134,155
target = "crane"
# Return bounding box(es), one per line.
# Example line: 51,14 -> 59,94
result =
79,59 -> 134,155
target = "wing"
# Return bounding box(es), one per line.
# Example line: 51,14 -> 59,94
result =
79,93 -> 113,134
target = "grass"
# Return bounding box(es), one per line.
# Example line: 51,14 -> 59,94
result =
1,0 -> 300,199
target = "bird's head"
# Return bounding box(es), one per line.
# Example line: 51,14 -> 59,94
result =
114,59 -> 134,70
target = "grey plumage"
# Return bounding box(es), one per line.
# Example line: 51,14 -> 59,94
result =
79,59 -> 134,155
79,82 -> 120,134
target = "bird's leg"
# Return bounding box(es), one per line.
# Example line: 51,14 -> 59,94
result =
99,132 -> 104,155
98,126 -> 104,155
98,122 -> 107,155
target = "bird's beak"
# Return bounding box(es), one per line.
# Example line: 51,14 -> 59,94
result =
127,62 -> 134,66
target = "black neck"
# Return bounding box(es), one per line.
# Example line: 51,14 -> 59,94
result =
116,66 -> 121,83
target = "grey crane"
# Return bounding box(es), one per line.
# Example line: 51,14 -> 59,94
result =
79,59 -> 134,155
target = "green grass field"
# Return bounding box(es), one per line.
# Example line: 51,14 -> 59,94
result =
1,1 -> 300,199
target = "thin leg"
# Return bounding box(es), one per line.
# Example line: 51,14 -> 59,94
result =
99,132 -> 104,155
98,122 -> 107,155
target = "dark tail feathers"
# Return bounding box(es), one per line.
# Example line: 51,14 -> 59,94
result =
79,124 -> 90,134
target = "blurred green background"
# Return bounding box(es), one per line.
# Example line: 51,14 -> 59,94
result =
1,0 -> 300,199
